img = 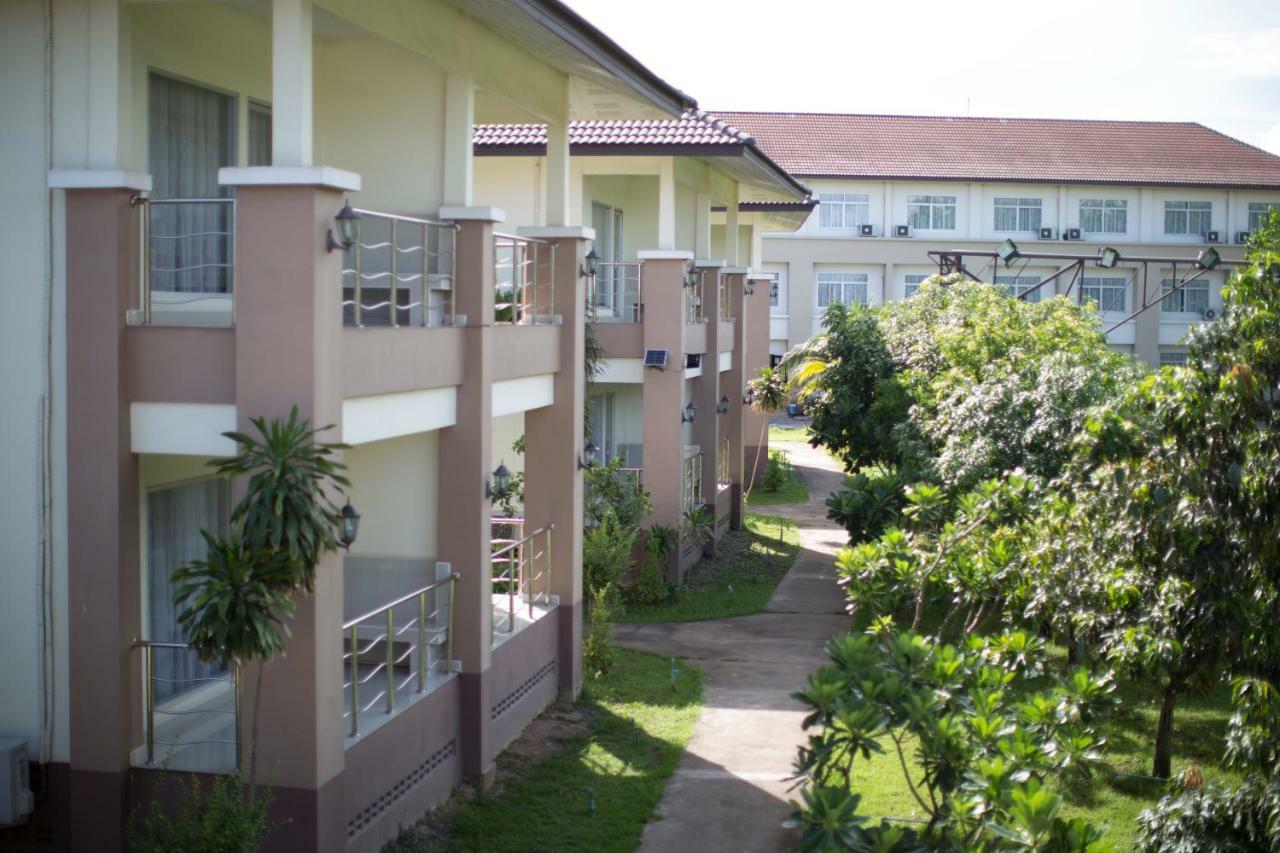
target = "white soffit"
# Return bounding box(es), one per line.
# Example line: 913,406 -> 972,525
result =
344,387 -> 457,445
131,403 -> 237,456
598,358 -> 644,384
718,351 -> 732,373
493,374 -> 555,417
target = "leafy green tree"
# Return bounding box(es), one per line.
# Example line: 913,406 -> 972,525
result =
172,406 -> 349,793
745,364 -> 790,493
790,630 -> 1114,851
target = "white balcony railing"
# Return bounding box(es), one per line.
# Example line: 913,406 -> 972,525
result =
590,261 -> 643,323
132,640 -> 238,773
342,571 -> 459,739
342,209 -> 458,328
685,268 -> 706,325
134,196 -> 236,327
494,233 -> 557,325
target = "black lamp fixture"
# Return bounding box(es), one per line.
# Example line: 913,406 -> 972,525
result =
681,402 -> 697,423
326,202 -> 360,253
1197,246 -> 1221,271
684,266 -> 700,289
995,238 -> 1020,267
1097,246 -> 1121,269
581,249 -> 600,279
716,395 -> 730,414
485,462 -> 513,498
743,386 -> 756,407
338,499 -> 361,549
578,441 -> 599,470
744,280 -> 756,296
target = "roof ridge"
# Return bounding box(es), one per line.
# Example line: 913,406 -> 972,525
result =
708,110 -> 1203,127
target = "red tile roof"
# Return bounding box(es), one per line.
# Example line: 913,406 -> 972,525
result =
474,111 -> 751,149
708,112 -> 1280,189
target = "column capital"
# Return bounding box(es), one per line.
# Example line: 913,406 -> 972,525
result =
517,226 -> 595,241
638,249 -> 694,261
440,205 -> 506,223
218,165 -> 361,191
48,170 -> 151,192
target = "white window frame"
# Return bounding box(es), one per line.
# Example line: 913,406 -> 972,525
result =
817,271 -> 869,308
1159,278 -> 1210,315
907,194 -> 957,231
1079,199 -> 1128,235
818,193 -> 871,229
1248,202 -> 1280,232
993,274 -> 1043,303
1159,349 -> 1189,366
1079,276 -> 1129,313
903,274 -> 929,298
1163,200 -> 1213,237
993,197 -> 1042,233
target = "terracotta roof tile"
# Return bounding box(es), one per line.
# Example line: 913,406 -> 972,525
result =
708,112 -> 1280,189
474,111 -> 751,148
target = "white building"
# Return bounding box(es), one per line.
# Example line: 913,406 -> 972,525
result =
714,112 -> 1280,367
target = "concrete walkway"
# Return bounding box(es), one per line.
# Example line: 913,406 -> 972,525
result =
615,441 -> 851,852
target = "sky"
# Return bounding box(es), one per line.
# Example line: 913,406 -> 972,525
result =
566,0 -> 1280,156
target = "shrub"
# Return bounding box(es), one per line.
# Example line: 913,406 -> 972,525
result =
582,509 -> 638,596
762,450 -> 793,493
583,584 -> 616,678
128,772 -> 277,853
630,533 -> 673,606
584,460 -> 652,530
824,465 -> 906,543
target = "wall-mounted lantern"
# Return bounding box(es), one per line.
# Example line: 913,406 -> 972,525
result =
744,280 -> 756,295
681,402 -> 697,423
581,249 -> 600,279
578,441 -> 600,470
684,267 -> 700,289
716,395 -> 730,414
326,203 -> 360,253
485,462 -> 512,498
338,500 -> 361,549
743,387 -> 756,407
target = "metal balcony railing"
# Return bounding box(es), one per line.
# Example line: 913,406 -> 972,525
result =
135,197 -> 236,327
132,640 -> 238,772
342,572 -> 459,738
342,209 -> 458,328
719,274 -> 735,321
494,233 -> 557,325
590,261 -> 643,323
685,269 -> 706,324
683,450 -> 704,511
490,521 -> 555,641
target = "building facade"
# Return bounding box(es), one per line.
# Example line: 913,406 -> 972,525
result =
714,113 -> 1280,367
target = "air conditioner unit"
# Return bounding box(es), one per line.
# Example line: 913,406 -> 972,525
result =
0,738 -> 34,826
1236,231 -> 1251,244
1039,227 -> 1056,240
859,224 -> 875,237
643,348 -> 668,370
895,225 -> 911,238
1202,308 -> 1217,321
1063,228 -> 1082,241
1206,230 -> 1221,244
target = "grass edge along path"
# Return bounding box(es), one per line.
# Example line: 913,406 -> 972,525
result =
387,649 -> 703,853
617,512 -> 800,624
746,467 -> 808,507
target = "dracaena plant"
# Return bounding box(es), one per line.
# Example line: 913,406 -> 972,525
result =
789,629 -> 1114,851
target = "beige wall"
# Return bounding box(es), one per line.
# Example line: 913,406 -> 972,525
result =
345,432 -> 440,560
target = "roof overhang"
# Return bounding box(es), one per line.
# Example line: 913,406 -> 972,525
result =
792,173 -> 1280,191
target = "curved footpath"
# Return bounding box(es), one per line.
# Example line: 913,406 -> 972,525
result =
614,441 -> 851,852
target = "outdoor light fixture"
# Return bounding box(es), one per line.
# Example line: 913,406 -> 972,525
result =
578,441 -> 599,470
1097,247 -> 1121,269
717,395 -> 730,414
995,238 -> 1020,267
684,267 -> 700,289
1197,247 -> 1221,271
743,387 -> 756,407
326,203 -> 360,253
338,500 -> 361,549
581,249 -> 600,278
745,280 -> 756,295
485,462 -> 513,498
681,402 -> 697,423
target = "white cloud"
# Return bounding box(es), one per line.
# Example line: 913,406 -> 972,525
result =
1194,28 -> 1280,78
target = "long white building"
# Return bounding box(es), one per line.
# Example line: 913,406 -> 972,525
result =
714,112 -> 1280,367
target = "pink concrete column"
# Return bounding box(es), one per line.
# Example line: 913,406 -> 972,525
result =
693,264 -> 725,534
723,271 -> 748,528
744,273 -> 774,488
436,213 -> 498,780
231,180 -> 349,852
63,185 -> 143,853
638,252 -> 693,577
521,228 -> 590,698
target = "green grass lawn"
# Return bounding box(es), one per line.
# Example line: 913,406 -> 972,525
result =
768,423 -> 811,443
388,650 -> 702,853
746,469 -> 808,506
616,513 -> 800,623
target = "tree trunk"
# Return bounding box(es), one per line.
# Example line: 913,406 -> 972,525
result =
965,602 -> 990,636
911,588 -> 926,631
248,660 -> 265,798
1066,630 -> 1080,666
937,603 -> 966,640
1153,680 -> 1180,779
744,419 -> 769,502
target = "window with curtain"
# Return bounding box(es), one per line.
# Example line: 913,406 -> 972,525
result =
1079,276 -> 1128,313
817,272 -> 869,308
1159,278 -> 1210,314
904,274 -> 929,298
818,193 -> 871,228
148,478 -> 231,701
1079,199 -> 1128,234
148,73 -> 236,294
591,203 -> 625,319
1164,200 -> 1213,236
907,195 -> 956,230
1160,349 -> 1189,366
248,100 -> 272,167
1248,202 -> 1280,232
993,198 -> 1042,232
994,274 -> 1043,303
587,393 -> 616,462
